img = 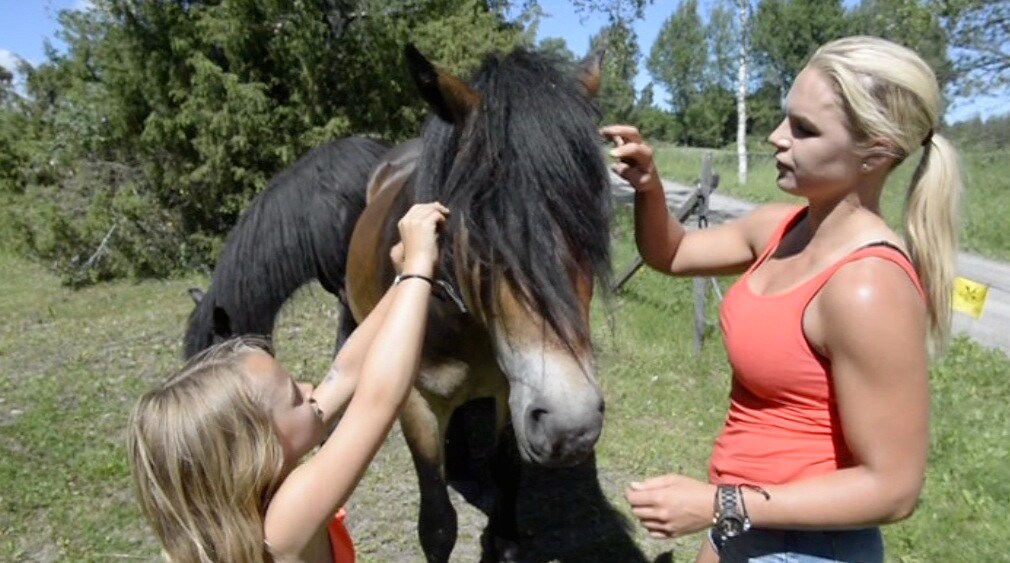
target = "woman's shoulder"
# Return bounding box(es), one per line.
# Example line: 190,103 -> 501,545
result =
734,203 -> 805,249
808,251 -> 927,360
818,249 -> 927,324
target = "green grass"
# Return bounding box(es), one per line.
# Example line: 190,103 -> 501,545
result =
652,144 -> 1010,262
2,219 -> 1009,560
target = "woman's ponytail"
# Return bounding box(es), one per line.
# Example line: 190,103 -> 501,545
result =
905,133 -> 963,354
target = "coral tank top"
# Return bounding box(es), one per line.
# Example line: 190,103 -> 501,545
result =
709,207 -> 924,485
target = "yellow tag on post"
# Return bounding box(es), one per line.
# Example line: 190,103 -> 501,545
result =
952,276 -> 988,319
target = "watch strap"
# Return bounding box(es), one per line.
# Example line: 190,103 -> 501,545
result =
713,484 -> 749,540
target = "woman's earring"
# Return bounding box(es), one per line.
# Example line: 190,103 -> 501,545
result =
861,161 -> 870,172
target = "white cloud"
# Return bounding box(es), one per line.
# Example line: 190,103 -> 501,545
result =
0,49 -> 22,73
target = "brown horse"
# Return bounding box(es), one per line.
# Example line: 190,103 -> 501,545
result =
344,45 -> 613,562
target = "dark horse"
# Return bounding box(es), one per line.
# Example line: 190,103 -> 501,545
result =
183,136 -> 389,357
184,46 -> 614,562
343,46 -> 613,561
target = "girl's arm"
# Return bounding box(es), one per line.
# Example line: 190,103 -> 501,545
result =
311,240 -> 415,427
308,282 -> 399,427
265,202 -> 448,553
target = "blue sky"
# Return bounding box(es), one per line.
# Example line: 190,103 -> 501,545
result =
1,0 -> 1005,123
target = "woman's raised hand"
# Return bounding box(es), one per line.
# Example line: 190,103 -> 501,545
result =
395,202 -> 450,276
601,124 -> 663,194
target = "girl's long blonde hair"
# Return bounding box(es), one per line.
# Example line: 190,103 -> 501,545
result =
809,36 -> 963,354
127,336 -> 283,562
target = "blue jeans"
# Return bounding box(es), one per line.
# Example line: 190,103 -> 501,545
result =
709,527 -> 883,563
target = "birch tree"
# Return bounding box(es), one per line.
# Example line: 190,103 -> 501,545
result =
736,0 -> 750,185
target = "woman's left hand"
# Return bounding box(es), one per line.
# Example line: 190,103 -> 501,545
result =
626,473 -> 716,539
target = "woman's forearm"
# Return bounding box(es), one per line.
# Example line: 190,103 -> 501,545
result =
740,465 -> 923,530
634,187 -> 685,273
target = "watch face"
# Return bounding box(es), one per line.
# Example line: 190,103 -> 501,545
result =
718,515 -> 746,538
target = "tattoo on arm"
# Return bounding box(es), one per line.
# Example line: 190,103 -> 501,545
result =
324,366 -> 341,385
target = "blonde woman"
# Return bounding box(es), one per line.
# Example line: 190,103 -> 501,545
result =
605,36 -> 961,562
128,202 -> 449,562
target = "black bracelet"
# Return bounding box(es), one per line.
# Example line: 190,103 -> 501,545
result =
740,484 -> 771,500
738,484 -> 769,527
394,273 -> 434,286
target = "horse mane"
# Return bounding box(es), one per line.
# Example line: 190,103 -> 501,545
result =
409,47 -> 612,349
184,137 -> 389,358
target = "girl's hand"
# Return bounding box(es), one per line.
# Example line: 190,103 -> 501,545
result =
396,202 -> 449,276
601,124 -> 663,194
389,241 -> 406,275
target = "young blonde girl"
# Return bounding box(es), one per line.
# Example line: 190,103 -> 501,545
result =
128,202 -> 450,562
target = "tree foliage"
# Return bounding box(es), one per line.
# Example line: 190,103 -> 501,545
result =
3,0 -> 1003,285
943,112 -> 1010,150
589,18 -> 641,124
935,0 -> 1010,97
0,0 -> 527,283
707,1 -> 738,91
850,0 -> 955,91
634,82 -> 680,141
682,85 -> 736,147
647,0 -> 707,114
751,0 -> 849,99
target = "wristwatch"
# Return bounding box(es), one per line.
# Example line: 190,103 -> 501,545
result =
713,485 -> 751,540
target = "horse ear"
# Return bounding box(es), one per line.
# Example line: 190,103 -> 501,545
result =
405,43 -> 480,126
188,287 -> 206,304
212,305 -> 232,338
577,49 -> 605,98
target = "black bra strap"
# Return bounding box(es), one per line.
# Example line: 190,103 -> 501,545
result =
859,240 -> 912,263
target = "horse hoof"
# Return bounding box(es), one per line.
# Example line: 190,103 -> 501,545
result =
479,536 -> 523,563
496,538 -> 522,563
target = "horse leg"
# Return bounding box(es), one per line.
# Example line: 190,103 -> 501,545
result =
401,389 -> 457,563
482,396 -> 522,563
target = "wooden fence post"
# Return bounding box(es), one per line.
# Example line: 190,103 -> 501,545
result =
611,161 -> 718,293
693,152 -> 715,353
611,151 -> 720,353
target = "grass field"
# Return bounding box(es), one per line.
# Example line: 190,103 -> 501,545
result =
1,208 -> 1008,561
652,144 -> 1010,262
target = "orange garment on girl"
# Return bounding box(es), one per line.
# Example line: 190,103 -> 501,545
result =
709,207 -> 924,485
328,508 -> 355,562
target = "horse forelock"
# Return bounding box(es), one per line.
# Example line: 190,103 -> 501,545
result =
410,48 -> 612,351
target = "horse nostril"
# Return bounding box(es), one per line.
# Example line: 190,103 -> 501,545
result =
530,408 -> 548,423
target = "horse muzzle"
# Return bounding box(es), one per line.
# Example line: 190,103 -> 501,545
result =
518,392 -> 605,467
501,349 -> 606,467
